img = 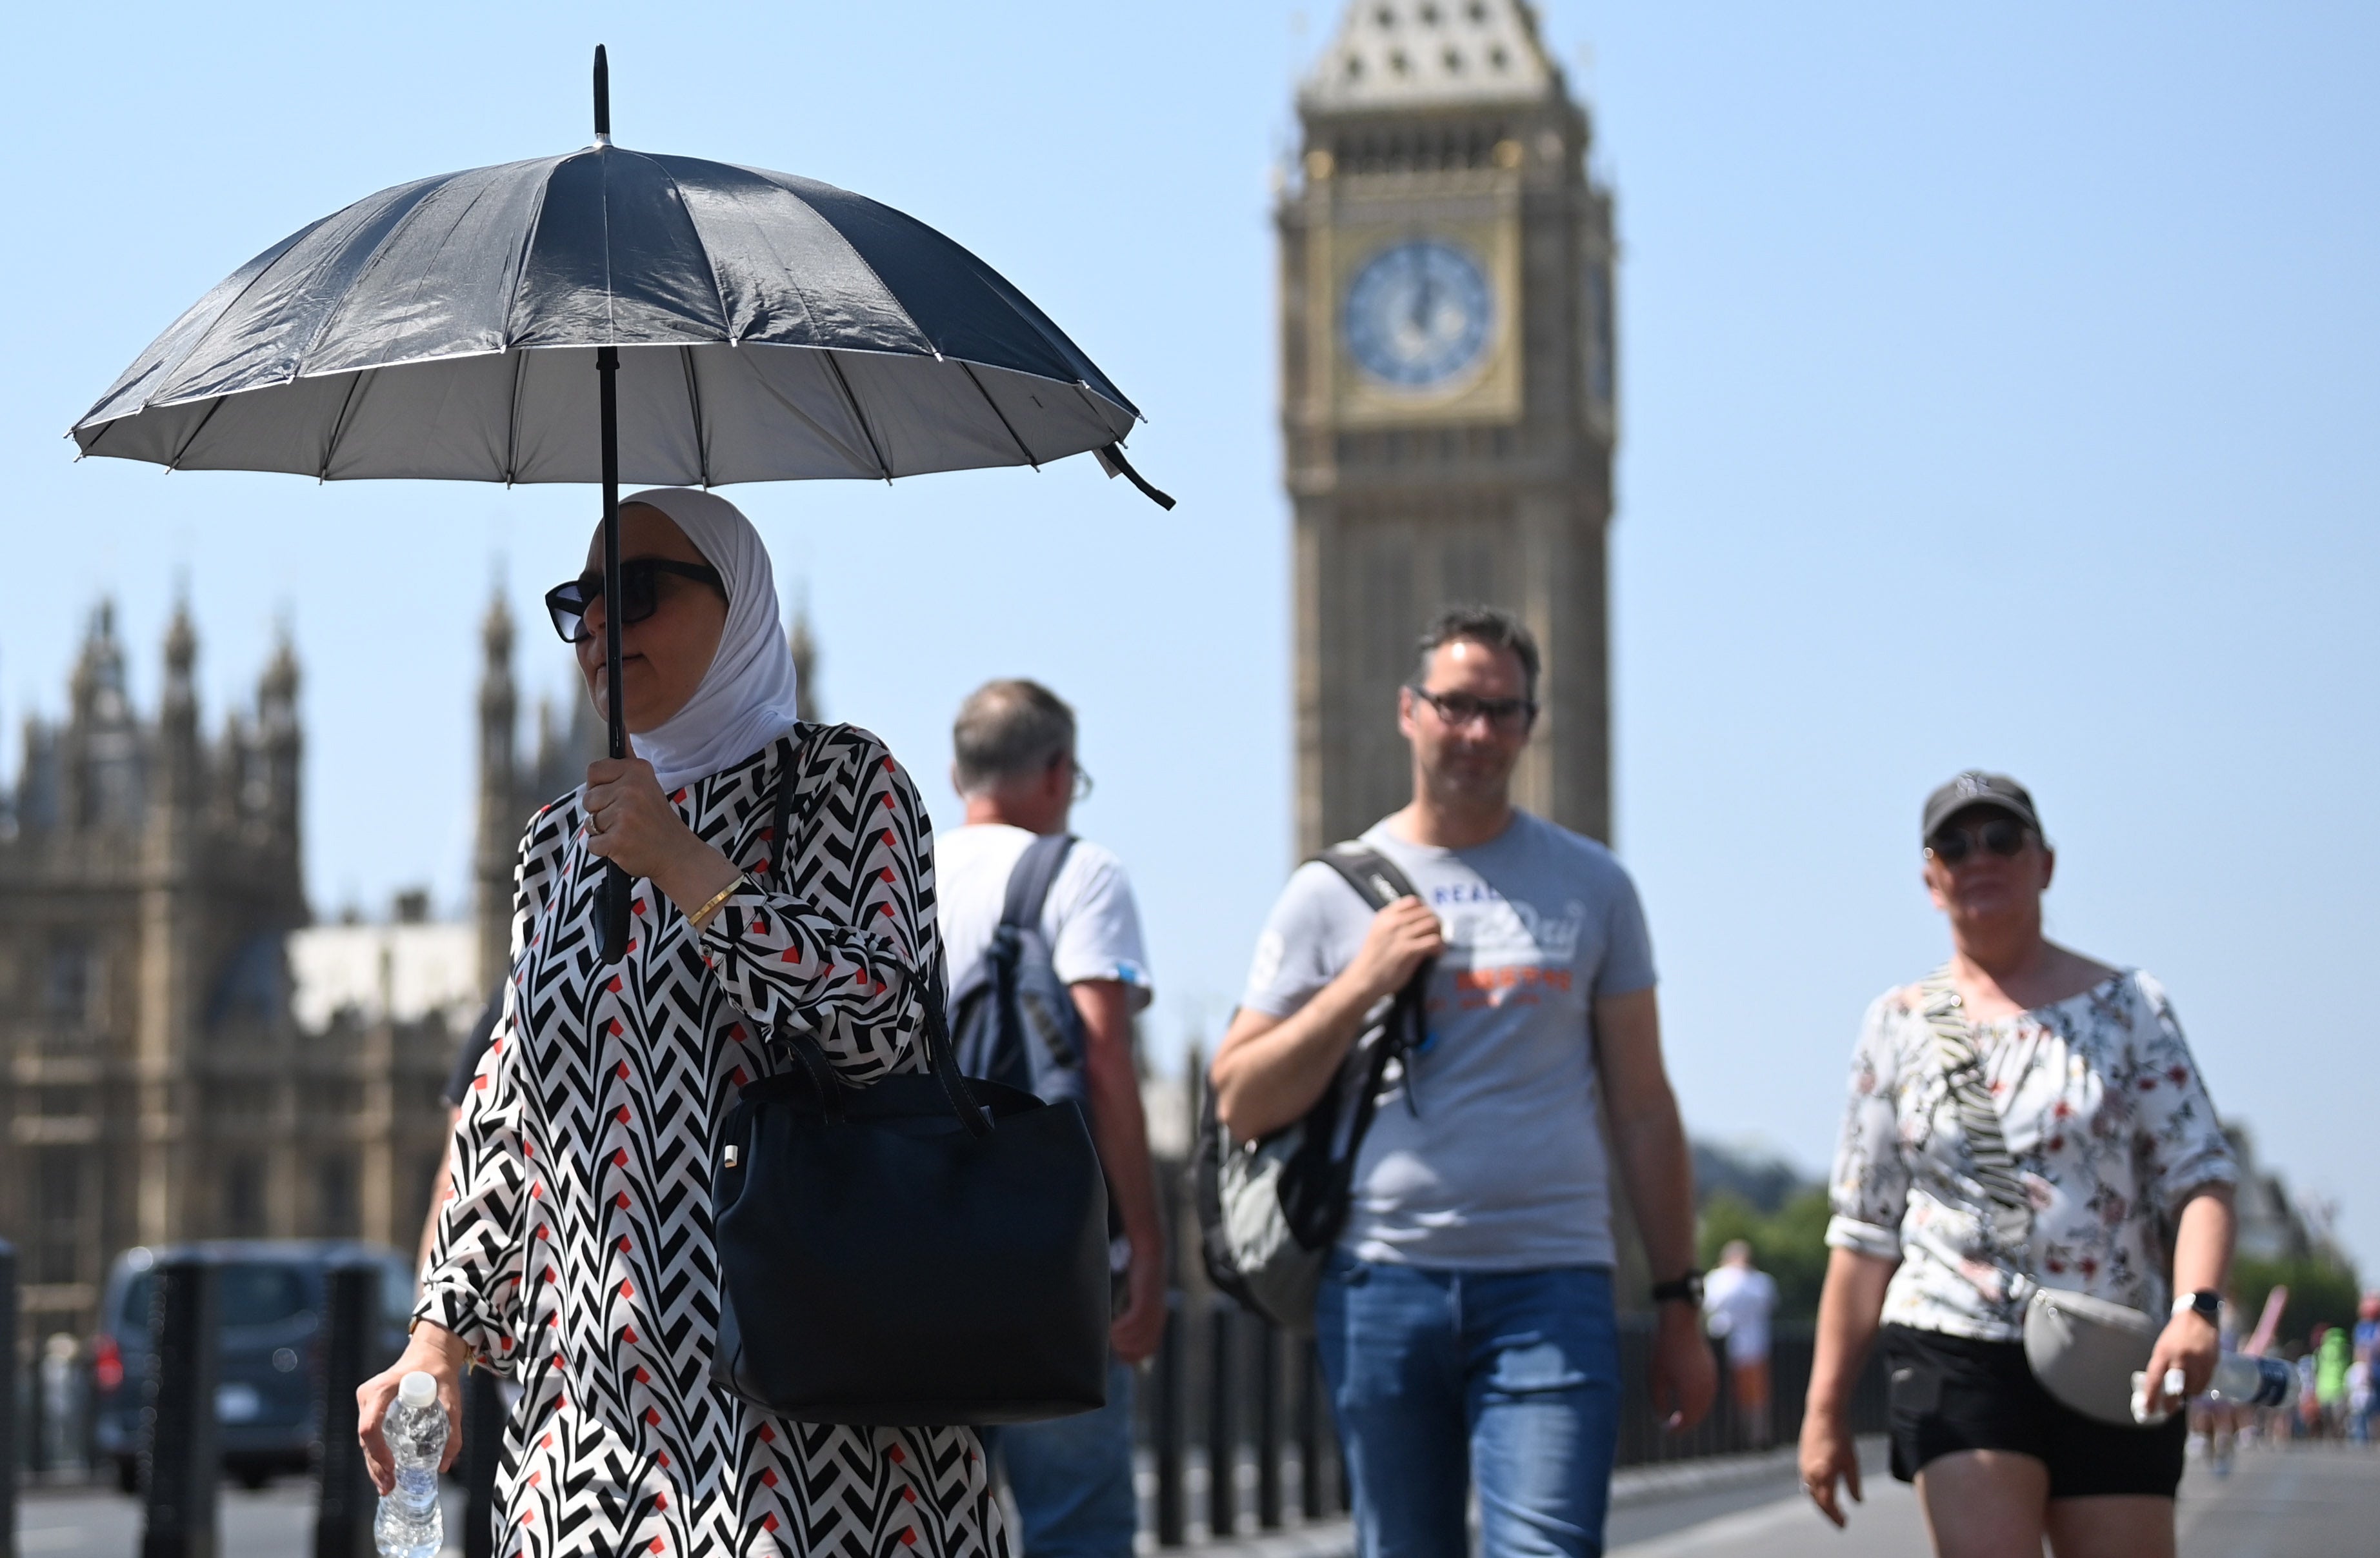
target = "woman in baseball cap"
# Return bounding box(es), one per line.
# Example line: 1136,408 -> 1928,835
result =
1798,772 -> 2241,1557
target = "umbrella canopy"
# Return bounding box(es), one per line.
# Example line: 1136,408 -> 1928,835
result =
72,49 -> 1167,963
72,145 -> 1147,488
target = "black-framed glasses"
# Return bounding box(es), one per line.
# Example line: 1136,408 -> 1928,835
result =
545,559 -> 725,643
1926,817 -> 2032,865
1070,761 -> 1094,804
1407,684 -> 1537,732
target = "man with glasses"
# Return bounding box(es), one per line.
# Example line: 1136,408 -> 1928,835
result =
935,678 -> 1164,1558
1210,607 -> 1714,1558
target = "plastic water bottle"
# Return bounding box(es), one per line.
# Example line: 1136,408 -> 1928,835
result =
2203,1353 -> 2297,1410
374,1372 -> 446,1558
2130,1355 -> 2300,1423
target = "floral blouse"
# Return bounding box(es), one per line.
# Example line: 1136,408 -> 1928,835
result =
1825,968 -> 2236,1343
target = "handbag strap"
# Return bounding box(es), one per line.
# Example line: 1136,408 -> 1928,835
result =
760,728 -> 992,1141
1917,965 -> 2035,1263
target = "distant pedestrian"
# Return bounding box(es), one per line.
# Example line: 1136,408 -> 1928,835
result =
2316,1324 -> 2352,1437
1703,1241 -> 1779,1448
937,679 -> 1166,1558
1799,772 -> 2239,1557
1212,606 -> 1715,1558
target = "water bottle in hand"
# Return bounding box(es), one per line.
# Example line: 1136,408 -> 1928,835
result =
2204,1353 -> 2296,1410
375,1371 -> 446,1558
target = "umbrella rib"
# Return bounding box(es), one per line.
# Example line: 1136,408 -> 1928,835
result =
822,352 -> 893,482
681,346 -> 712,488
164,396 -> 229,472
317,372 -> 368,481
503,348 -> 526,486
959,363 -> 1039,471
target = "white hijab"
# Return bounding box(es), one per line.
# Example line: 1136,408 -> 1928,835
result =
619,487 -> 803,792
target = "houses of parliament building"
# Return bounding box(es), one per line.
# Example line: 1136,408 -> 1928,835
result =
0,595 -> 630,1341
3,0 -> 1617,1340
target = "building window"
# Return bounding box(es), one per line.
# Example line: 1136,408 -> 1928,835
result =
1363,544 -> 1415,681
317,1154 -> 358,1237
223,1156 -> 266,1236
45,939 -> 94,1029
35,1148 -> 81,1285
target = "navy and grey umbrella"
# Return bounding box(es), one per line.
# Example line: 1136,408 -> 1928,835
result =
74,50 -> 1167,960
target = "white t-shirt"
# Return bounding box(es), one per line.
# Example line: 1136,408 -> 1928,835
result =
1702,1264 -> 1779,1364
935,823 -> 1154,1010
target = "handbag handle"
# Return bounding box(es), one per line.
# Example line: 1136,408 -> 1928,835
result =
763,730 -> 993,1141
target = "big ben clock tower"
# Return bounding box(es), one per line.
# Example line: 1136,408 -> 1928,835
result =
1281,0 -> 1617,853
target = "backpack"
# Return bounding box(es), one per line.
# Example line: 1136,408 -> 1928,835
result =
949,833 -> 1088,1109
1194,843 -> 1431,1333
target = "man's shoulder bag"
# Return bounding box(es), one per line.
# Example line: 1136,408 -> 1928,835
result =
1194,843 -> 1430,1335
1919,967 -> 2164,1427
708,734 -> 1111,1425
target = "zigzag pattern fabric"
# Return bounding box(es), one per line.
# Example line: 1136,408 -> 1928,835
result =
419,725 -> 1006,1558
1917,966 -> 2034,1247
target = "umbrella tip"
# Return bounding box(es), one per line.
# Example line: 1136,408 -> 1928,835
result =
593,45 -> 611,140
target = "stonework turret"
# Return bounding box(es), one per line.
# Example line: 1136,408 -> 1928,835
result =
475,592 -> 521,990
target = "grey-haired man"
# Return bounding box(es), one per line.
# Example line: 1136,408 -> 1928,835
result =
938,678 -> 1164,1558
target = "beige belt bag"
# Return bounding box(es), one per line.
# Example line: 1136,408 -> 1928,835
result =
2017,1281 -> 2163,1426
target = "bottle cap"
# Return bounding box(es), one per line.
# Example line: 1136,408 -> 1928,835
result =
398,1371 -> 437,1410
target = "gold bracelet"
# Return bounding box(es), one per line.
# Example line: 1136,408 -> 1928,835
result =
688,877 -> 744,931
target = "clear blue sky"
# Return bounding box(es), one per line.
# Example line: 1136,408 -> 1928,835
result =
5,4 -> 2373,1261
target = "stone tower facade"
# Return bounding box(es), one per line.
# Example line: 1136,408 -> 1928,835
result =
0,606 -> 450,1339
472,585 -> 820,988
1281,0 -> 1618,852
473,592 -> 603,991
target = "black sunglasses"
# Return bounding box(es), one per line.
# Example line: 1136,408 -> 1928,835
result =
545,559 -> 725,643
1407,684 -> 1537,731
1925,817 -> 2032,865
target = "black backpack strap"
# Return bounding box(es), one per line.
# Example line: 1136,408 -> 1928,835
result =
1000,833 -> 1077,932
1274,841 -> 1435,1245
1311,842 -> 1421,914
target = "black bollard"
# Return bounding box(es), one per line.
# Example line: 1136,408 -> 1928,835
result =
462,1366 -> 506,1558
1254,1321 -> 1281,1530
1,1239 -> 18,1553
312,1265 -> 381,1558
141,1258 -> 221,1558
1205,1298 -> 1235,1539
1152,1292 -> 1185,1548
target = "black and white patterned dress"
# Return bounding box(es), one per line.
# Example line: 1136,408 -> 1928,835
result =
417,726 -> 1006,1558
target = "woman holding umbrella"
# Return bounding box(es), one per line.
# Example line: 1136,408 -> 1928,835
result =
357,486 -> 999,1557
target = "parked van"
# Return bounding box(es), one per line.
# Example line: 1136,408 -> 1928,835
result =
92,1241 -> 415,1491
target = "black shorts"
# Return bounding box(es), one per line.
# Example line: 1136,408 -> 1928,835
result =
1881,1324 -> 2185,1499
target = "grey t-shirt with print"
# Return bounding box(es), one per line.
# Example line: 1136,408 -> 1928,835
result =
1239,810 -> 1657,1271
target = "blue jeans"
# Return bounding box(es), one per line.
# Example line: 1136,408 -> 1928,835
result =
1315,1255 -> 1621,1558
981,1358 -> 1137,1558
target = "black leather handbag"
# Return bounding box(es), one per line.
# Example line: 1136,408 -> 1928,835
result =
708,738 -> 1111,1426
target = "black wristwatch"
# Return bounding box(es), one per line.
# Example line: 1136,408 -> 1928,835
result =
1650,1272 -> 1705,1307
2172,1289 -> 2221,1323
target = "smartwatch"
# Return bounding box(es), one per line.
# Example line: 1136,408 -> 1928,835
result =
1650,1272 -> 1705,1307
2172,1289 -> 2220,1322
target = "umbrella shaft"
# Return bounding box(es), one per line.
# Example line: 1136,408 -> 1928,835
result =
597,344 -> 631,964
599,346 -> 624,758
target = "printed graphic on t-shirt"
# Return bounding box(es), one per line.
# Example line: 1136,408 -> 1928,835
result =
1432,884 -> 1590,1013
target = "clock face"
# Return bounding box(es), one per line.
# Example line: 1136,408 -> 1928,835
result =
1343,240 -> 1495,390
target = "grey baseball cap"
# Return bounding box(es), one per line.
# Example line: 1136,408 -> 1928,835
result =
1922,771 -> 2043,841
